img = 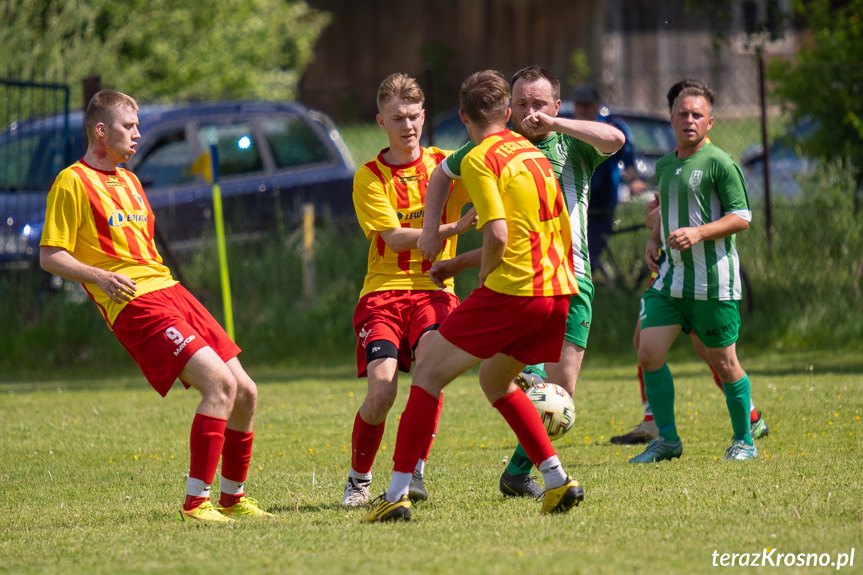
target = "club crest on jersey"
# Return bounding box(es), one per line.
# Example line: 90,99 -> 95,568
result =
132,192 -> 144,205
689,170 -> 703,187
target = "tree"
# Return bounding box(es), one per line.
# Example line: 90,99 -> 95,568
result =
0,0 -> 330,105
768,0 -> 863,205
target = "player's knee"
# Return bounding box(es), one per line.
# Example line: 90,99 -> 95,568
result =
637,347 -> 662,371
208,372 -> 239,407
234,376 -> 257,414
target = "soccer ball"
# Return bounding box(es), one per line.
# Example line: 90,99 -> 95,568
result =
525,383 -> 575,441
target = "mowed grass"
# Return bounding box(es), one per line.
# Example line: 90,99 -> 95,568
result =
1,349 -> 862,575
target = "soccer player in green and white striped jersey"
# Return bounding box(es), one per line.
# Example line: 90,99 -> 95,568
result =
417,66 -> 625,496
631,85 -> 759,463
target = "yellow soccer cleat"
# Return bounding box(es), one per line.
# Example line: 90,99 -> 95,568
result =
362,494 -> 412,523
217,496 -> 274,518
540,476 -> 584,515
179,501 -> 235,524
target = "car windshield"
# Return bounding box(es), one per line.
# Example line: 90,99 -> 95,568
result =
0,129 -> 76,191
623,118 -> 676,156
261,116 -> 332,168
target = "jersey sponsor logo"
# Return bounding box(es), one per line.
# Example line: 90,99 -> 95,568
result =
105,179 -> 125,188
689,170 -> 703,187
166,326 -> 196,356
397,174 -> 425,183
108,211 -> 148,227
397,209 -> 424,221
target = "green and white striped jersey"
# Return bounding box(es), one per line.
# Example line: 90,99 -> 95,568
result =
652,142 -> 751,300
442,132 -> 607,280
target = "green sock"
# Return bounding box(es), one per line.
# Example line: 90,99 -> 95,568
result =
643,364 -> 678,442
523,364 -> 546,378
723,374 -> 753,446
505,443 -> 534,475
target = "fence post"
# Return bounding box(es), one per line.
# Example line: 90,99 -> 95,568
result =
81,75 -> 101,149
756,48 -> 773,257
302,203 -> 316,304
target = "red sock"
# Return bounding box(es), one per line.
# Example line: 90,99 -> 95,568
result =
419,392 -> 443,463
351,411 -> 385,474
392,386 -> 440,474
184,413 -> 227,511
493,390 -> 555,467
711,367 -> 724,391
638,366 -> 654,423
219,428 -> 254,508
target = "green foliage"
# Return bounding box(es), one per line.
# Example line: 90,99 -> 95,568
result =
768,0 -> 863,186
0,0 -> 330,104
1,352 -> 862,574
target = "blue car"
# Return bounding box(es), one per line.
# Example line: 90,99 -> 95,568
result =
0,101 -> 355,269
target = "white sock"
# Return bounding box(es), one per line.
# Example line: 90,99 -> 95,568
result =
643,401 -> 653,418
186,477 -> 211,498
386,471 -> 412,502
414,459 -> 426,476
538,455 -> 567,490
749,398 -> 756,412
220,476 -> 244,496
349,469 -> 372,482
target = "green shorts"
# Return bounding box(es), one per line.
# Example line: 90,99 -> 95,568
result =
639,288 -> 741,348
564,276 -> 594,349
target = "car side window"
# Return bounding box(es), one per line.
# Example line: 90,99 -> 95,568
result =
134,129 -> 195,187
260,116 -> 331,168
197,122 -> 263,177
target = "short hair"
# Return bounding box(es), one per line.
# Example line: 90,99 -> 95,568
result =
376,73 -> 424,113
510,65 -> 561,101
666,79 -> 714,111
85,90 -> 138,141
459,70 -> 511,124
672,86 -> 716,115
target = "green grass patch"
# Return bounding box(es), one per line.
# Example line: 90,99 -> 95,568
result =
1,351 -> 861,574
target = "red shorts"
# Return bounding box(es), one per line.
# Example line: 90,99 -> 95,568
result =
111,284 -> 241,397
438,285 -> 570,365
353,290 -> 459,377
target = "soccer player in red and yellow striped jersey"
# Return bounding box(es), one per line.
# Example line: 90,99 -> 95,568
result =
40,90 -> 270,523
363,70 -> 582,523
344,73 -> 477,507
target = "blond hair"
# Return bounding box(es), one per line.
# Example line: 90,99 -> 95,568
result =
376,73 -> 424,113
85,90 -> 139,141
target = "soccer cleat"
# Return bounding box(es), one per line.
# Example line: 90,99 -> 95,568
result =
362,493 -> 412,522
179,501 -> 235,524
724,439 -> 758,460
750,411 -> 769,440
217,496 -> 274,518
515,369 -> 545,391
499,471 -> 544,499
540,476 -> 584,514
610,419 -> 659,445
628,437 -> 683,463
342,476 -> 372,507
408,471 -> 428,501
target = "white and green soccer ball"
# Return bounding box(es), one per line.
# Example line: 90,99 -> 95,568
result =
525,383 -> 575,441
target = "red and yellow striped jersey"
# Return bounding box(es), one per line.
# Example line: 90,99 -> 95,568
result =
462,130 -> 578,297
353,146 -> 470,297
40,160 -> 178,327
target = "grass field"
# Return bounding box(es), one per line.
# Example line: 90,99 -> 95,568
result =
2,349 -> 861,574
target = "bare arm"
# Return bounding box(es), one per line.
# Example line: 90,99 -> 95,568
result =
479,219 -> 507,286
417,166 -> 456,261
666,214 -> 749,251
380,207 -> 477,254
428,248 -> 482,288
644,224 -> 662,273
40,246 -> 137,303
523,113 -> 625,155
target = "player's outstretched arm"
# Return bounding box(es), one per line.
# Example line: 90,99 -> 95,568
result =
428,248 -> 482,288
440,207 -> 478,239
418,166 -> 456,261
524,113 -> 625,154
40,246 -> 137,303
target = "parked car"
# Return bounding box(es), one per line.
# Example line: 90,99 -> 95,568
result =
740,118 -> 817,201
0,101 -> 355,269
420,102 -> 676,194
